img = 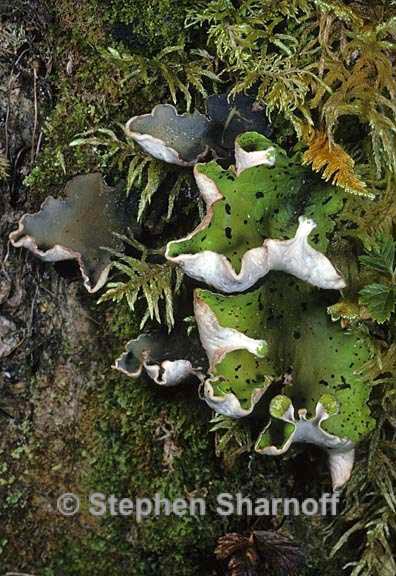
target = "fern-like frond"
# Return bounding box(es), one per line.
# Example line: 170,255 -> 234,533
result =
303,130 -> 368,195
103,44 -> 221,110
165,172 -> 192,222
314,0 -> 364,27
70,127 -> 175,222
98,252 -> 183,332
317,13 -> 396,176
188,1 -> 396,181
136,159 -> 163,222
210,413 -> 252,469
70,125 -> 136,171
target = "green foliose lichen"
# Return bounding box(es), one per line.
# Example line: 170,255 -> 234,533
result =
258,274 -> 375,443
200,273 -> 375,445
196,288 -> 275,408
167,132 -> 347,270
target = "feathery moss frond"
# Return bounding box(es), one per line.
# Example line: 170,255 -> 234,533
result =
210,413 -> 253,469
187,1 -> 396,189
102,44 -> 221,110
98,251 -> 184,332
70,127 -> 178,222
303,130 -> 368,195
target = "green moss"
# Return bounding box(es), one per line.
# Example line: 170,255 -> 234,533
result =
0,418 -> 33,515
106,300 -> 141,343
97,0 -> 197,55
25,96 -> 102,197
26,0 -> 189,203
40,375 -> 231,573
41,355 -> 352,575
0,280 -> 348,576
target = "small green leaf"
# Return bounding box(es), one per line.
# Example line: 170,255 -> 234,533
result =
69,137 -> 108,147
107,47 -> 123,60
137,159 -> 163,221
271,38 -> 293,56
56,149 -> 66,175
359,283 -> 396,323
359,237 -> 396,277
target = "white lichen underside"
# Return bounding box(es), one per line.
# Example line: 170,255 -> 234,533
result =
257,399 -> 355,490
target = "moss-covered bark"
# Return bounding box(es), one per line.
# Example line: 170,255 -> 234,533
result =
1,1 -> 395,575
